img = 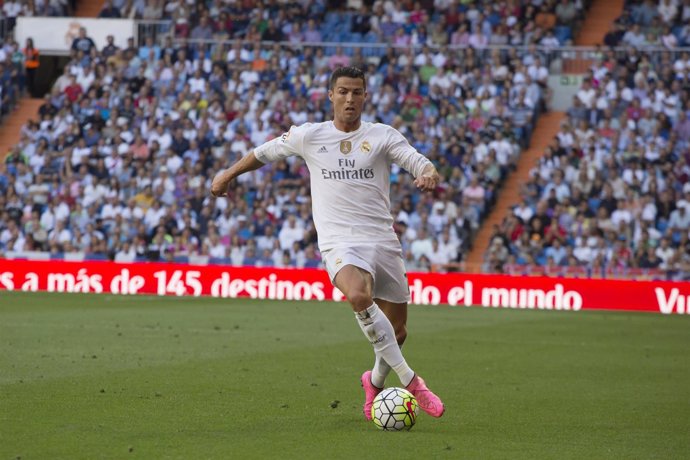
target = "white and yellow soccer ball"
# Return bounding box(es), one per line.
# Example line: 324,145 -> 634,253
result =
371,387 -> 419,431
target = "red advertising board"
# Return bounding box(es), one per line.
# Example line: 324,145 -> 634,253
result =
1,259 -> 689,315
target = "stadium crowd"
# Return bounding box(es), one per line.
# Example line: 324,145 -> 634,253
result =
0,35 -> 25,115
0,0 -> 77,23
0,0 -> 81,116
485,14 -> 690,280
604,0 -> 690,48
0,1 -> 563,273
103,0 -> 584,48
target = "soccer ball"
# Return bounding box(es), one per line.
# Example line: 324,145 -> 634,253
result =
371,387 -> 419,431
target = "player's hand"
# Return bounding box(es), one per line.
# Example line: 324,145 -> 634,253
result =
211,169 -> 233,197
414,170 -> 440,192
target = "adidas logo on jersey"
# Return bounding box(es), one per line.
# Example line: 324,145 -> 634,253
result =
317,146 -> 328,153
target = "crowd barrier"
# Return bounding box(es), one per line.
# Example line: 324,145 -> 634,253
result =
1,260 -> 688,315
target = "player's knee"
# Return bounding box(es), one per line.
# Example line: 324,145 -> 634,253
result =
348,291 -> 373,311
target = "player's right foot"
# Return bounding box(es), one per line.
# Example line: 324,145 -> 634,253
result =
406,374 -> 445,417
361,370 -> 382,421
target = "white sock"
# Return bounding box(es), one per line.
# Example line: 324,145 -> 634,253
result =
355,303 -> 415,387
371,348 -> 398,389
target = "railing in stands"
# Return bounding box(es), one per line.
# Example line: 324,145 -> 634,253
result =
431,263 -> 683,280
0,18 -> 9,40
135,20 -> 173,46
157,34 -> 690,73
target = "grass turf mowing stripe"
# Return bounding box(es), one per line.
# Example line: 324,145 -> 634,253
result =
1,292 -> 689,459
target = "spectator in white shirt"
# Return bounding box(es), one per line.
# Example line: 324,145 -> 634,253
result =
187,69 -> 206,95
611,200 -> 634,228
576,78 -> 596,109
48,220 -> 72,247
438,231 -> 459,262
226,41 -> 251,62
622,24 -> 647,47
655,238 -> 675,269
114,241 -> 137,263
427,239 -> 450,269
278,214 -> 304,250
410,227 -> 434,261
76,65 -> 96,92
256,225 -> 278,253
100,195 -> 123,225
152,166 -> 175,194
668,206 -> 690,233
144,201 -> 166,231
658,0 -> 678,24
661,26 -> 679,48
428,202 -> 449,234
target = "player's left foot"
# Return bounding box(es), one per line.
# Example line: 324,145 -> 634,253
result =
406,374 -> 445,417
361,370 -> 382,421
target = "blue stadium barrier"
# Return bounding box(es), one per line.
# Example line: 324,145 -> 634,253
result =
209,257 -> 231,265
84,254 -> 108,261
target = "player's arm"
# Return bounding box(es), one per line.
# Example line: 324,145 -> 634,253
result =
413,162 -> 440,192
210,150 -> 265,197
385,127 -> 440,192
212,124 -> 307,197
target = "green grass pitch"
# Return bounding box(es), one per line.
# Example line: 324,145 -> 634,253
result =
1,291 -> 689,459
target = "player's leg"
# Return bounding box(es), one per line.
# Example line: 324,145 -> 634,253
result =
376,299 -> 408,344
369,247 -> 445,418
334,265 -> 416,411
334,266 -> 413,385
374,299 -> 444,418
370,299 -> 407,388
358,299 -> 407,420
332,264 -> 375,312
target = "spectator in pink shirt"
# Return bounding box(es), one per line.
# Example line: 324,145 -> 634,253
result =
327,46 -> 351,70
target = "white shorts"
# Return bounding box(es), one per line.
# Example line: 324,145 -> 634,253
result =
322,244 -> 410,304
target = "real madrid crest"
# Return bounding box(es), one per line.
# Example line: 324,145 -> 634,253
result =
340,141 -> 352,154
361,141 -> 371,153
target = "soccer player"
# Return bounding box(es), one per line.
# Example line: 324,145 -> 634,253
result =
211,66 -> 445,419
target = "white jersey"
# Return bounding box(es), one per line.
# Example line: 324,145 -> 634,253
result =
254,121 -> 432,251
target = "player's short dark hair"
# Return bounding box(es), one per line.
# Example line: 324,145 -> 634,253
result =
329,66 -> 366,91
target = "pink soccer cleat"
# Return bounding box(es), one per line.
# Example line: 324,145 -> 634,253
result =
360,370 -> 382,421
406,375 -> 445,417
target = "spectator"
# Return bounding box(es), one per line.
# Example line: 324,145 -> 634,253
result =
327,46 -> 351,71
410,228 -> 434,262
99,0 -> 121,18
71,27 -> 96,54
1,3 -> 553,276
622,24 -> 647,47
23,38 -> 40,97
142,0 -> 163,20
101,35 -> 119,59
262,19 -> 285,42
3,0 -> 22,31
190,16 -> 214,41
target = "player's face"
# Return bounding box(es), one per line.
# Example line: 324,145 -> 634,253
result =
329,77 -> 367,128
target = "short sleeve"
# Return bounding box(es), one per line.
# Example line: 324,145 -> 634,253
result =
254,124 -> 309,163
